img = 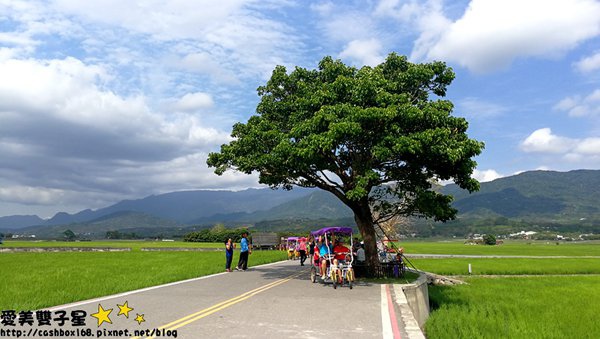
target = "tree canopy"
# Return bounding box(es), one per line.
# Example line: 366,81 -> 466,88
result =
208,53 -> 484,267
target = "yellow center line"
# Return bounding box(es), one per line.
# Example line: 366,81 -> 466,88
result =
135,271 -> 304,339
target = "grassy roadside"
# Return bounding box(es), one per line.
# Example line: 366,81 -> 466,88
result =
425,276 -> 600,338
0,250 -> 286,310
412,242 -> 600,338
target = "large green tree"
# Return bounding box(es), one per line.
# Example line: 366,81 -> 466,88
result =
208,53 -> 484,268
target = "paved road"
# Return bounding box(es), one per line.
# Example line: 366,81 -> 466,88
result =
37,260 -> 403,339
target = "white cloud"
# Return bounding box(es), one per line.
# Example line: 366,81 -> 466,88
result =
574,51 -> 600,73
374,0 -> 421,21
0,186 -> 66,206
520,128 -> 575,153
472,169 -> 503,182
339,38 -> 384,67
573,138 -> 600,155
409,0 -> 452,63
416,0 -> 600,72
52,0 -> 249,41
521,128 -> 600,167
323,12 -> 377,43
173,92 -> 214,112
0,56 -> 235,208
553,89 -> 600,117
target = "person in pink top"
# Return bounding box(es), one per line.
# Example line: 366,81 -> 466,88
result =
298,238 -> 307,266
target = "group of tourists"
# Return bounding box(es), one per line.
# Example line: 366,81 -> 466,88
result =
224,231 -> 251,272
223,231 -> 370,273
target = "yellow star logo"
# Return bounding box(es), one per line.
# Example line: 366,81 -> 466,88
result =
117,301 -> 134,318
134,313 -> 145,325
91,304 -> 113,327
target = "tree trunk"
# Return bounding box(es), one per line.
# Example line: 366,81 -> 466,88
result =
351,200 -> 380,270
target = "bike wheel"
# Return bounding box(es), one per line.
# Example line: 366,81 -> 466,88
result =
310,267 -> 316,283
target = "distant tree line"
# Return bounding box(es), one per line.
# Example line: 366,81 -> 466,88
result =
106,230 -> 141,239
183,225 -> 250,243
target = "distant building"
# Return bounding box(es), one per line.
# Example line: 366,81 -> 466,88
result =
509,231 -> 537,239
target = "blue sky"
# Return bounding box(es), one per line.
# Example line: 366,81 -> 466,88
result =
1,0 -> 600,218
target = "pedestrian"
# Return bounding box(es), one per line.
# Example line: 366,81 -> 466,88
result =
236,231 -> 251,271
225,238 -> 235,272
356,244 -> 366,264
299,237 -> 307,266
308,236 -> 316,265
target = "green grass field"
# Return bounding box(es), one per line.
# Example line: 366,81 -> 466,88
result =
2,240 -> 224,250
409,258 -> 600,275
406,240 -> 600,338
397,239 -> 600,256
0,250 -> 286,310
426,276 -> 600,338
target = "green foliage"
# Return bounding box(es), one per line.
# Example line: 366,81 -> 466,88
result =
63,229 -> 76,241
183,227 -> 249,243
208,53 -> 483,226
483,234 -> 496,245
105,230 -> 141,239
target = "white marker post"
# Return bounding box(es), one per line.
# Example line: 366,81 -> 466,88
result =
468,263 -> 472,275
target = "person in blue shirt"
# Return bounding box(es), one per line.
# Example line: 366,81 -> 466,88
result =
318,234 -> 334,280
225,238 -> 235,272
236,231 -> 251,271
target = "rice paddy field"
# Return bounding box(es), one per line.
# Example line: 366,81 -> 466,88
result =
405,240 -> 600,338
0,240 -> 286,310
1,238 -> 599,338
3,239 -> 224,250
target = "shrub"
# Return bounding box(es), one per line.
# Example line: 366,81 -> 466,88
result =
483,234 -> 496,245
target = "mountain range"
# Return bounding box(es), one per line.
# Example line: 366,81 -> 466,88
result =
1,169 -> 598,238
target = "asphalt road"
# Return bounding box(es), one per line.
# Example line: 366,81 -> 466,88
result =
35,260 -> 399,339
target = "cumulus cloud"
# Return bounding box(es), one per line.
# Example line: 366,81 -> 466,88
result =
415,0 -> 600,72
553,89 -> 600,117
0,57 -> 236,209
339,39 -> 384,67
574,51 -> 600,73
173,92 -> 214,112
521,128 -> 600,162
472,169 -> 503,182
520,128 -> 576,153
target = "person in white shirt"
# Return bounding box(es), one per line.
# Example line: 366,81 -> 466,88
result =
356,244 -> 366,263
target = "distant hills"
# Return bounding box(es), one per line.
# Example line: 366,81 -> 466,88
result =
442,169 -> 600,218
1,169 -> 599,238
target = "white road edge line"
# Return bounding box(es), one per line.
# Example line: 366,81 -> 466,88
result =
381,285 -> 394,339
47,259 -> 289,311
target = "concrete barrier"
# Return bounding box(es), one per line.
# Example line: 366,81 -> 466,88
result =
391,268 -> 466,338
399,273 -> 430,327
